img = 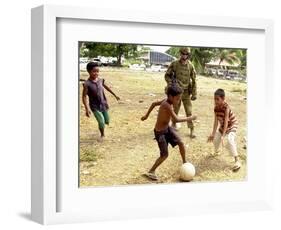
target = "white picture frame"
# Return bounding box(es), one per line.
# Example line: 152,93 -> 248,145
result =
31,4 -> 274,225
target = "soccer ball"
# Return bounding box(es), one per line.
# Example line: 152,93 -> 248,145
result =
179,162 -> 196,181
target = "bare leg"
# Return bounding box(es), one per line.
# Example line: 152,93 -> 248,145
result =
178,142 -> 186,163
98,128 -> 105,142
149,155 -> 168,173
99,127 -> 105,137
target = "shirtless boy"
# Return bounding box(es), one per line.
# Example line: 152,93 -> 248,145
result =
141,85 -> 197,180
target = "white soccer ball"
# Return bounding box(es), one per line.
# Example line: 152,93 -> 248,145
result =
179,162 -> 196,181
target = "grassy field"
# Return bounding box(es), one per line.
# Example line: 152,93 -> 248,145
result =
79,67 -> 247,187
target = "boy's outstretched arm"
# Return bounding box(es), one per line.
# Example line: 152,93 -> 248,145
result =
82,84 -> 91,117
207,114 -> 218,142
141,99 -> 164,121
103,83 -> 120,101
167,104 -> 197,123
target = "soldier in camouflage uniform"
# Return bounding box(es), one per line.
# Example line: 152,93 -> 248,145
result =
164,47 -> 197,138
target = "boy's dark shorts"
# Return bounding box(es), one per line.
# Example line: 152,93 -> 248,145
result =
154,126 -> 182,157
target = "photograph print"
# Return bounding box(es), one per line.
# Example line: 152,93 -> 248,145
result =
79,42 -> 247,187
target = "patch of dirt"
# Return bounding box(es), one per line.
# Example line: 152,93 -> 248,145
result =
79,68 -> 247,187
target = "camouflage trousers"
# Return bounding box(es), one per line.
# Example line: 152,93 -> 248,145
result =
173,89 -> 194,129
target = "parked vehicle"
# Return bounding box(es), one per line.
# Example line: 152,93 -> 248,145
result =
80,58 -> 89,63
205,68 -> 217,76
99,57 -> 109,66
90,58 -> 102,66
234,76 -> 243,81
207,68 -> 217,76
129,64 -> 146,71
216,69 -> 225,77
159,66 -> 168,72
146,65 -> 167,72
150,65 -> 162,72
79,58 -> 89,70
226,70 -> 239,80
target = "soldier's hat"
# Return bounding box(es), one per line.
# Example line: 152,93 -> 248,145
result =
179,47 -> 191,54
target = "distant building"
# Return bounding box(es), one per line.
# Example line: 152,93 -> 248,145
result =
205,59 -> 240,69
139,51 -> 176,66
205,58 -> 246,81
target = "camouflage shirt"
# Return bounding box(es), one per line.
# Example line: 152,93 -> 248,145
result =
164,60 -> 197,96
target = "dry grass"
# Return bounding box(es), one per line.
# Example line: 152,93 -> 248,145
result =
79,67 -> 247,187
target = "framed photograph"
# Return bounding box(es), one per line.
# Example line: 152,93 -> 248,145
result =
31,5 -> 274,225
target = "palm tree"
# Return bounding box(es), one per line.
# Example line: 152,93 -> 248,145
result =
234,49 -> 247,69
165,47 -> 242,73
190,48 -> 216,73
217,49 -> 240,68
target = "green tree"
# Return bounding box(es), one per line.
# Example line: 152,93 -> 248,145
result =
165,47 -> 180,58
81,42 -> 138,66
190,48 -> 216,73
234,49 -> 247,69
137,46 -> 152,55
216,49 -> 240,68
115,44 -> 138,65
